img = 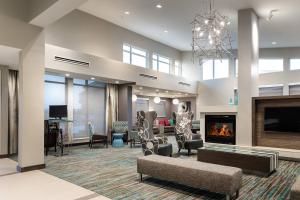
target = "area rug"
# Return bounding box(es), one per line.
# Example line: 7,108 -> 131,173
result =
43,141 -> 300,200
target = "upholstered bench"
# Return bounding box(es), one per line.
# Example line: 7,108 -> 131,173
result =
291,176 -> 300,200
137,155 -> 242,200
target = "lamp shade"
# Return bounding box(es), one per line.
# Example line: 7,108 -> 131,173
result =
132,94 -> 137,102
172,98 -> 179,105
154,96 -> 161,104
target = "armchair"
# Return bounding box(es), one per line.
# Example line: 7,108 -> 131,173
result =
111,121 -> 128,144
175,112 -> 203,156
137,111 -> 172,156
88,122 -> 108,148
191,120 -> 200,133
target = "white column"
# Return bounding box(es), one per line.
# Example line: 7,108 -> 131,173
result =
0,67 -> 8,157
66,78 -> 73,143
18,31 -> 45,171
236,9 -> 259,146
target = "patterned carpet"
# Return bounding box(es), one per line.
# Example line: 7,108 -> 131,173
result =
42,138 -> 300,200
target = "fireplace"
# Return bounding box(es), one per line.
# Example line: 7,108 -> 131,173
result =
205,115 -> 236,145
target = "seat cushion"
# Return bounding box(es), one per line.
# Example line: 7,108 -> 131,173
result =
184,139 -> 203,150
157,143 -> 173,156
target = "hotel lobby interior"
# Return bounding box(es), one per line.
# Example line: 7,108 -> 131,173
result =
0,0 -> 300,199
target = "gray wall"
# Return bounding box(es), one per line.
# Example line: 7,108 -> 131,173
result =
118,85 -> 132,130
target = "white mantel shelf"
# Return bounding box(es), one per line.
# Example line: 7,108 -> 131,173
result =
199,105 -> 238,114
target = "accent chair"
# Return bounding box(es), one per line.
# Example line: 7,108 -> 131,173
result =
88,122 -> 108,148
137,111 -> 172,156
174,112 -> 203,156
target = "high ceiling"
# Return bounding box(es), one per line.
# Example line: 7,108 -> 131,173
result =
79,0 -> 300,51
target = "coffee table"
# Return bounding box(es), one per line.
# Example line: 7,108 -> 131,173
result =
197,143 -> 279,177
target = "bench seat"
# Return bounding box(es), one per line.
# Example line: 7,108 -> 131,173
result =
137,155 -> 242,199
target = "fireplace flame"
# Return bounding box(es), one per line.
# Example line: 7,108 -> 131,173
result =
209,123 -> 232,137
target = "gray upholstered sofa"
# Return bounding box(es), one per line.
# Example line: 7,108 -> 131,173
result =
291,176 -> 300,200
137,155 -> 242,200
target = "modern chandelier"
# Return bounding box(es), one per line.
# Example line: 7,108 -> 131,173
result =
192,0 -> 233,62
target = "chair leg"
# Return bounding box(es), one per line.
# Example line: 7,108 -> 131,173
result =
236,190 -> 239,198
187,149 -> 191,156
178,148 -> 181,153
139,173 -> 143,182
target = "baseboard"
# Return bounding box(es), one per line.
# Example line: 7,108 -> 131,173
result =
0,154 -> 9,158
17,164 -> 46,172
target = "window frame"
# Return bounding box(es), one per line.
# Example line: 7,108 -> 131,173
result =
202,59 -> 229,80
290,58 -> 300,71
123,43 -> 148,68
258,58 -> 284,74
152,53 -> 171,74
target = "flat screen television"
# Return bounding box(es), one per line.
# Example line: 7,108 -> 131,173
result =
264,107 -> 300,133
49,105 -> 67,119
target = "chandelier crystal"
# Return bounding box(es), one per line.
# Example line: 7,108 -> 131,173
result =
192,1 -> 233,61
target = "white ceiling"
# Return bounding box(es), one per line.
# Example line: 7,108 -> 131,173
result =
79,0 -> 300,51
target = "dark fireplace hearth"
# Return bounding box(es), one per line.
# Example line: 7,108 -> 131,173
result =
205,115 -> 236,145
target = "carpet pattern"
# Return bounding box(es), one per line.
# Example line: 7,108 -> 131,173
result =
43,140 -> 300,200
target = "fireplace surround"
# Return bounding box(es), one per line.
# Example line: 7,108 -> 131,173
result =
205,115 -> 236,145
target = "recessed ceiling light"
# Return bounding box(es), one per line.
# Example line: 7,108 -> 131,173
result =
156,4 -> 162,8
65,73 -> 70,77
124,11 -> 130,15
91,77 -> 95,80
272,41 -> 277,45
164,30 -> 168,33
115,80 -> 120,84
185,93 -> 188,96
156,89 -> 159,92
165,91 -> 169,93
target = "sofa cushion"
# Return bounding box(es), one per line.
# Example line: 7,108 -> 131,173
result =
164,119 -> 170,126
169,119 -> 174,126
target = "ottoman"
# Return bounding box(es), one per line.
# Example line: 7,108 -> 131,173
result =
112,133 -> 124,147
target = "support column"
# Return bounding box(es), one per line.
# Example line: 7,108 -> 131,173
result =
0,66 -> 8,157
236,9 -> 259,146
18,31 -> 45,172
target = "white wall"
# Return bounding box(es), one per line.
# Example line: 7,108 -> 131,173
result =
46,44 -> 198,94
193,47 -> 300,110
181,51 -> 201,81
46,10 -> 181,71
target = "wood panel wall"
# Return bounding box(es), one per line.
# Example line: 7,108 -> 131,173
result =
252,95 -> 300,150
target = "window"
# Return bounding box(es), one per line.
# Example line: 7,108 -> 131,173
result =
152,100 -> 167,117
123,44 -> 147,68
73,79 -> 106,139
235,59 -> 238,77
258,84 -> 283,96
258,59 -> 283,74
290,59 -> 300,70
174,60 -> 181,76
203,60 -> 213,80
44,75 -> 66,119
202,59 -> 229,80
153,53 -> 171,73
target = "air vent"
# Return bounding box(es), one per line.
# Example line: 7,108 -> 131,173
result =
54,56 -> 90,67
178,81 -> 191,87
139,74 -> 158,80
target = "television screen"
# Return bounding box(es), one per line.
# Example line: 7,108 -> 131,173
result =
264,107 -> 300,133
49,105 -> 67,119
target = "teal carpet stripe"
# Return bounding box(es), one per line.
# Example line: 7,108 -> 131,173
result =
43,141 -> 300,200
